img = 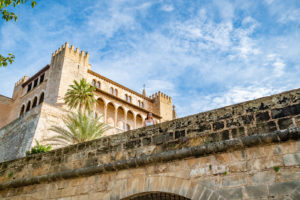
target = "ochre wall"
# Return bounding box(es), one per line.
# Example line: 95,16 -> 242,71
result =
1,88 -> 300,199
0,130 -> 299,199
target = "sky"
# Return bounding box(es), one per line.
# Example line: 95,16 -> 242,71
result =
0,0 -> 300,117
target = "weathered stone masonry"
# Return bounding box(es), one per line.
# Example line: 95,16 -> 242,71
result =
1,88 -> 300,199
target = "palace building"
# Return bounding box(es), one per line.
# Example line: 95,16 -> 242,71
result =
0,43 -> 177,144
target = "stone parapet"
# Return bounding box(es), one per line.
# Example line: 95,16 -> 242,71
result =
0,127 -> 299,191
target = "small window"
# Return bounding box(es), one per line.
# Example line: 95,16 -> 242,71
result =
96,81 -> 100,88
110,87 -> 114,94
94,112 -> 98,119
39,93 -> 44,104
20,105 -> 25,116
27,83 -> 32,93
125,94 -> 128,101
40,74 -> 45,84
33,78 -> 38,88
92,80 -> 96,87
26,101 -> 31,112
114,89 -> 118,96
141,102 -> 144,108
138,100 -> 140,107
32,97 -> 38,108
128,96 -> 132,103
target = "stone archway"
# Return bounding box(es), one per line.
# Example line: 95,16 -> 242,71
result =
122,192 -> 190,200
108,176 -> 224,200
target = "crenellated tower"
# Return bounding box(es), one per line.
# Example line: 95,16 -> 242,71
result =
12,76 -> 28,100
46,42 -> 90,106
150,91 -> 173,121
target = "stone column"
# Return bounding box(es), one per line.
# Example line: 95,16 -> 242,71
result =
133,114 -> 136,129
114,109 -> 118,128
104,104 -> 107,123
124,110 -> 127,131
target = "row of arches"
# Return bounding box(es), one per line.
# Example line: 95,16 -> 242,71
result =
91,79 -> 146,110
95,98 -> 145,131
20,92 -> 44,117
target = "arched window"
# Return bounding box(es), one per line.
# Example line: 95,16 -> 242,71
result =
128,96 -> 132,103
39,92 -> 44,104
114,89 -> 118,96
125,94 -> 128,101
138,100 -> 141,107
110,87 -> 114,94
26,101 -> 31,112
96,81 -> 100,88
20,105 -> 25,116
32,97 -> 38,108
141,102 -> 144,108
92,80 -> 96,87
126,124 -> 130,131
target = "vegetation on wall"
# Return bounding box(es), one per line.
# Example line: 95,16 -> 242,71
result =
26,139 -> 51,155
0,0 -> 37,67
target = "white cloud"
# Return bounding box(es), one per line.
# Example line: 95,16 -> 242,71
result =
161,4 -> 174,12
0,0 -> 299,118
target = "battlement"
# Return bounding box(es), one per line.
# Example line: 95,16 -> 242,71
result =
150,91 -> 172,103
51,42 -> 89,66
14,75 -> 28,87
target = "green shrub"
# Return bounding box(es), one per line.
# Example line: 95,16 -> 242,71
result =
273,166 -> 280,172
8,172 -> 13,178
26,139 -> 51,155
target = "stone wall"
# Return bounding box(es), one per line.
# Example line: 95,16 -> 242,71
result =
1,88 -> 300,199
0,128 -> 300,199
0,106 -> 41,163
0,103 -> 68,162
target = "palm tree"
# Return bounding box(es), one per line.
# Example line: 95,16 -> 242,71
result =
47,111 -> 109,146
64,78 -> 96,111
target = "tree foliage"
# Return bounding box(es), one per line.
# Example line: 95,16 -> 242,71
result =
47,111 -> 108,146
64,78 -> 96,112
0,0 -> 37,67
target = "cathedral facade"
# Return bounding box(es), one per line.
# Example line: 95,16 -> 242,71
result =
0,43 -> 176,139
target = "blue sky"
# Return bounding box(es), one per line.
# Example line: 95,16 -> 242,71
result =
0,0 -> 300,117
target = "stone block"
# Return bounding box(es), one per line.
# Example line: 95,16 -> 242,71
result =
175,130 -> 185,139
213,121 -> 224,131
250,171 -> 275,185
271,104 -> 300,119
243,185 -> 268,198
217,187 -> 243,200
269,181 -> 300,196
199,124 -> 211,132
283,153 -> 300,166
278,118 -> 294,130
222,175 -> 247,187
241,114 -> 254,125
256,112 -> 270,123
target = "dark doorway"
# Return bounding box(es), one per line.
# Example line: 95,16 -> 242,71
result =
122,192 -> 191,200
